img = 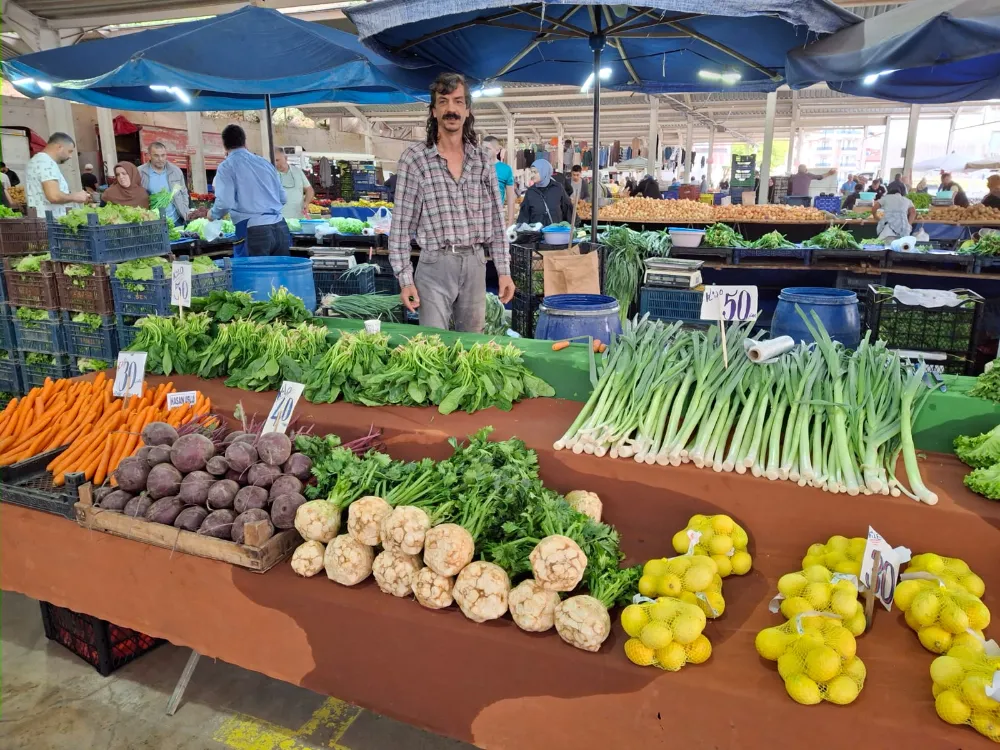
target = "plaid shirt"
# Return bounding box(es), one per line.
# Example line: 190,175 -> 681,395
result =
388,140 -> 510,287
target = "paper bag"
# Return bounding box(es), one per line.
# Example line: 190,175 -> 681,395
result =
542,248 -> 600,296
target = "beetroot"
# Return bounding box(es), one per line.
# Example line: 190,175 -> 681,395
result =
225,469 -> 245,484
147,463 -> 182,499
114,457 -> 149,493
234,485 -> 268,514
198,509 -> 236,538
144,496 -> 185,525
247,462 -> 281,489
147,445 -> 172,467
123,494 -> 152,519
269,474 -> 303,500
170,433 -> 215,473
135,446 -> 153,464
282,453 -> 312,482
225,442 -> 257,474
205,456 -> 229,477
174,505 -> 209,531
223,431 -> 250,445
232,508 -> 274,545
256,432 -> 292,467
207,479 -> 240,510
270,492 -> 306,529
178,471 -> 214,506
99,489 -> 132,511
93,486 -> 115,504
141,422 -> 178,447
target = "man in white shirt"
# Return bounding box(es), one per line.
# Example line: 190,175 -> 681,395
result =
26,133 -> 90,219
0,169 -> 13,207
274,149 -> 314,220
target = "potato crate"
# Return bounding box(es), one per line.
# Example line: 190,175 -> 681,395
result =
18,351 -> 71,389
0,214 -> 48,257
51,261 -> 115,315
0,448 -> 83,519
12,308 -> 65,354
62,311 -> 118,360
639,287 -> 704,322
2,257 -> 59,308
115,314 -> 141,350
0,355 -> 23,395
110,258 -> 231,317
47,211 -> 170,264
39,601 -> 163,676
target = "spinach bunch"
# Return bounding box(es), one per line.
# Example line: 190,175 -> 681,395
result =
304,330 -> 390,404
127,313 -> 213,375
359,334 -> 449,406
437,341 -> 555,415
221,321 -> 329,392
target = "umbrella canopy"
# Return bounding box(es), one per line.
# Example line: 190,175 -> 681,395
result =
913,153 -> 989,173
1,6 -> 431,111
787,0 -> 1000,103
349,0 -> 858,93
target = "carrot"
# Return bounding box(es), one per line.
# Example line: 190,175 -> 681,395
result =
107,407 -> 146,479
48,411 -> 123,473
93,432 -> 119,486
552,340 -> 571,351
154,383 -> 173,409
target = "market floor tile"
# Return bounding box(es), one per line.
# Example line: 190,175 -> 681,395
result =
0,591 -> 472,750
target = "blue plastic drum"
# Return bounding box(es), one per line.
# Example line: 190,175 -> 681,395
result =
231,256 -> 316,312
770,287 -> 860,349
535,294 -> 623,342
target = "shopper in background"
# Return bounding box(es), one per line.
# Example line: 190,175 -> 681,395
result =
482,136 -> 515,225
887,173 -> 908,195
138,142 -> 190,222
915,178 -> 929,193
1,162 -> 21,187
636,173 -> 662,198
873,183 -> 916,241
982,175 -> 1000,209
869,178 -> 886,201
101,162 -> 149,208
384,172 -> 397,203
389,72 -> 513,332
26,132 -> 91,219
569,165 -> 590,203
562,139 -> 574,174
840,174 -> 856,195
0,167 -> 13,207
699,174 -> 709,192
842,183 -> 864,211
939,172 -> 970,207
211,124 -> 289,257
788,164 -> 836,196
517,158 -> 573,226
274,148 -> 314,220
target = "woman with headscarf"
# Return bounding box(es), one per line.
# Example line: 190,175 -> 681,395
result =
101,162 -> 149,208
517,158 -> 573,226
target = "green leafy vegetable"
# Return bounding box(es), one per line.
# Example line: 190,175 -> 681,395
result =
323,293 -> 401,320
58,204 -> 159,233
71,312 -> 103,332
750,231 -> 796,250
703,223 -> 746,248
14,307 -> 49,326
484,293 -> 508,336
956,234 -> 1000,256
114,257 -> 170,292
969,364 -> 1000,403
802,227 -> 864,250
63,263 -> 95,289
599,226 -> 672,323
14,253 -> 51,272
0,206 -> 23,219
328,217 -> 367,234
963,463 -> 1000,500
127,313 -> 214,376
24,353 -> 55,367
149,184 -> 180,211
907,192 -> 933,210
76,358 -> 111,373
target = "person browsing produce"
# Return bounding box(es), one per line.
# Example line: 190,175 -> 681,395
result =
482,136 -> 515,225
887,173 -> 908,195
101,162 -> 149,208
26,132 -> 91,219
1,162 -> 20,188
138,142 -> 190,222
842,183 -> 864,211
983,175 -> 1000,209
517,159 -> 573,227
389,72 -> 514,333
274,148 -> 314,220
873,184 -> 916,241
211,125 -> 290,257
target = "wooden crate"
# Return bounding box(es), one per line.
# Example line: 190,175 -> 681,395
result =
74,485 -> 299,573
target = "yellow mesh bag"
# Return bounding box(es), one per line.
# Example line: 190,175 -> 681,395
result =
770,565 -> 865,636
637,554 -> 726,618
621,598 -> 711,671
801,535 -> 868,577
929,642 -> 1000,742
755,614 -> 866,705
669,513 -> 752,578
895,575 -> 992,655
905,553 -> 987,598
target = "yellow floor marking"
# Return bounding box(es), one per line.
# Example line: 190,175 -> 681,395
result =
213,697 -> 363,750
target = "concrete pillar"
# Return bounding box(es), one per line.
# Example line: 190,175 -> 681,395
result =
707,125 -> 716,187
880,118 -> 891,179
646,96 -> 659,177
684,120 -> 693,181
96,107 -> 118,181
758,90 -> 777,205
945,113 -> 958,154
786,96 -> 799,176
556,122 -> 565,172
259,111 -> 272,158
186,111 -> 207,194
38,28 -> 81,191
902,104 -> 921,185
506,118 -> 516,173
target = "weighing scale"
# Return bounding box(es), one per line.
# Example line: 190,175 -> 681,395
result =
310,247 -> 356,271
643,258 -> 704,289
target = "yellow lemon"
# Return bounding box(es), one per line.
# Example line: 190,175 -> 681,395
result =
803,582 -> 832,610
961,674 -> 996,711
848,537 -> 867,555
950,633 -> 986,657
934,690 -> 972,725
938,601 -> 970,635
640,622 -> 674,650
679,591 -> 699,607
784,674 -> 822,705
918,626 -> 953,654
827,535 -> 850,552
904,607 -> 922,632
801,554 -> 823,569
845,610 -> 867,636
893,579 -> 924,611
688,514 -> 708,527
960,573 -> 986,598
831,558 -> 860,576
684,601 -> 707,630
804,565 -> 831,583
777,651 -> 805,680
730,550 -> 752,575
946,557 -> 970,576
672,530 -> 691,554
684,634 -> 712,665
702,591 -> 726,618
697,526 -> 715,544
708,534 -> 733,556
971,711 -> 1000,743
643,558 -> 671,578
710,515 -> 735,534
732,526 -> 749,549
638,575 -> 659,598
755,628 -> 791,660
824,627 -> 857,660
624,638 -> 657,666
932,683 -> 947,698
965,600 -> 991,631
780,596 -> 813,620
691,554 -> 718,575
831,589 -> 859,619
778,573 -> 808,598
711,554 -> 733,578
841,656 -> 867,684
647,599 -> 679,622
805,645 -> 842,683
671,613 -> 703,645
655,641 -> 687,672
921,553 -> 946,575
910,590 -> 942,627
620,604 -> 650,637
657,573 -> 683,597
929,655 -> 965,689
682,564 -> 714,592
825,674 -> 861,705
806,542 -> 826,558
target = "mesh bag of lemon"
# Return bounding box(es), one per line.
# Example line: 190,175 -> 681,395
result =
755,614 -> 867,705
669,513 -> 752,578
769,565 -> 867,636
637,554 -> 726,618
894,574 -> 992,655
928,643 -> 1000,742
621,597 -> 712,671
801,535 -> 868,576
904,553 -> 987,598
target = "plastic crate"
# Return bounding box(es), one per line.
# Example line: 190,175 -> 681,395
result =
62,311 -> 118,360
639,287 -> 704,322
18,351 -> 71,389
813,195 -> 842,213
973,256 -> 1000,274
0,215 -> 48,256
0,448 -> 83,519
0,310 -> 16,351
47,210 -> 169,264
12,308 -> 64,354
0,356 -> 23,395
511,290 -> 542,338
313,265 -> 376,297
40,601 -> 164,676
3,257 -> 59,308
677,185 -> 701,201
115,315 -> 141,350
52,261 -> 115,315
110,258 -> 231,317
734,247 -> 810,265
866,286 -> 983,375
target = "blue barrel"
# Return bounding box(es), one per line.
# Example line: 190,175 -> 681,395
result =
535,294 -> 623,342
230,257 -> 316,312
771,287 -> 860,349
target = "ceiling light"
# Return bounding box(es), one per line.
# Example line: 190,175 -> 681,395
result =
472,86 -> 503,99
863,69 -> 897,86
36,80 -> 53,92
150,84 -> 190,103
581,68 -> 612,93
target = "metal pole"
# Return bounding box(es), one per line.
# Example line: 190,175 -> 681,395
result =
265,94 -> 277,166
646,95 -> 659,177
590,16 -> 605,246
902,104 -> 921,186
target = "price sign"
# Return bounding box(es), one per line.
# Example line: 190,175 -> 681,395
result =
171,261 -> 192,308
262,381 -> 304,435
700,285 -> 758,322
166,391 -> 198,410
860,526 -> 907,611
113,351 -> 147,398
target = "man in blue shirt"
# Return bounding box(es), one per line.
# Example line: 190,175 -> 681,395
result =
482,136 -> 514,225
211,125 -> 289,256
840,174 -> 857,196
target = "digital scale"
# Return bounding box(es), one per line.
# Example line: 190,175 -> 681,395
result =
643,258 -> 704,289
310,247 -> 356,271
931,190 -> 955,208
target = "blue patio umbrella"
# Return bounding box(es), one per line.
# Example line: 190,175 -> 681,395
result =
349,0 -> 858,241
787,0 -> 1000,104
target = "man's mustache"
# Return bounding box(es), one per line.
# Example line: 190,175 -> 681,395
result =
442,114 -> 461,120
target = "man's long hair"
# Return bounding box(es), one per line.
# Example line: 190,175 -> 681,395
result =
426,73 -> 477,148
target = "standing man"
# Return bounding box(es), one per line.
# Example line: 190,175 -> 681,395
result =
887,173 -> 908,195
390,72 -> 514,333
211,125 -> 289,257
482,136 -> 515,225
788,164 -> 837,197
569,165 -> 590,203
274,148 -> 314,220
563,139 -> 574,174
1,162 -> 21,188
26,133 -> 90,218
840,174 -> 856,196
0,166 -> 13,208
138,142 -> 190,223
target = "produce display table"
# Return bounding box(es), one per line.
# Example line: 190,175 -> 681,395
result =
3,381 -> 998,749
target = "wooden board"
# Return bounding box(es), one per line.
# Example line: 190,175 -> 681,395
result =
74,484 -> 299,573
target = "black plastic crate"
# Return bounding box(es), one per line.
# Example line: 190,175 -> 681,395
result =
973,256 -> 1000,274
313,265 -> 376,297
511,290 -> 542,339
0,309 -> 16,351
0,355 -> 23,395
12,307 -> 65,354
811,248 -> 886,267
866,285 -> 983,375
115,315 -> 141,350
639,287 -> 704,322
670,246 -> 733,263
18,351 -> 71,389
40,601 -> 164,676
0,448 -> 83,519
62,311 -> 118,360
510,241 -> 606,299
110,258 -> 231,317
886,250 -> 975,272
836,272 -> 885,329
370,255 -> 401,295
734,247 -> 810,265
47,211 -> 169,264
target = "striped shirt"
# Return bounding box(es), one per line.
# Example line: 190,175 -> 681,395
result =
388,140 -> 510,287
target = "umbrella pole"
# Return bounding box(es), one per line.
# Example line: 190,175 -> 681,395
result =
589,22 -> 606,247
265,93 -> 277,166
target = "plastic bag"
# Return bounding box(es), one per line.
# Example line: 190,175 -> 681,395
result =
201,219 -> 224,244
892,285 -> 969,308
370,206 -> 392,235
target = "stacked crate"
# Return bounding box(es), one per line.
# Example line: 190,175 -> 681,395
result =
0,210 -> 50,394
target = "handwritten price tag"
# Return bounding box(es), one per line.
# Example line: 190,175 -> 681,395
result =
113,351 -> 147,398
166,391 -> 198,410
171,261 -> 192,308
700,285 -> 758,322
860,526 -> 907,611
262,381 -> 304,435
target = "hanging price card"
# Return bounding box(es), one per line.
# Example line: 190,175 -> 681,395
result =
171,261 -> 192,308
860,526 -> 908,611
113,351 -> 147,398
262,381 -> 305,435
700,285 -> 759,322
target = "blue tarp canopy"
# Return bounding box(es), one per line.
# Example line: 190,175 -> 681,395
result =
349,0 -> 859,94
1,6 -> 432,110
787,0 -> 1000,103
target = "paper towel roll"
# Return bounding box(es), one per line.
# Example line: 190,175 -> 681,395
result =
747,336 -> 795,363
362,227 -> 375,236
506,225 -> 518,243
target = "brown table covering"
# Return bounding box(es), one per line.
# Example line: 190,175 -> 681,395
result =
2,377 -> 998,749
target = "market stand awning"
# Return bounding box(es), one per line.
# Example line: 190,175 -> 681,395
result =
786,0 -> 1000,104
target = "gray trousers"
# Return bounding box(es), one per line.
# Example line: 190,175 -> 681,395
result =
414,246 -> 486,333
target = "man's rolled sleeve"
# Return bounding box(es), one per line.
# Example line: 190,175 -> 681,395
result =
388,151 -> 421,287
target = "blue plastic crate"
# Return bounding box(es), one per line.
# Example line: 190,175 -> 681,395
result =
663,190 -> 679,201
18,351 -> 70,390
61,311 -> 118,360
115,315 -> 141,350
0,310 -> 15,351
639,287 -> 705,322
110,258 -> 231,317
12,308 -> 64,354
0,266 -> 6,304
314,265 -> 376,297
47,211 -> 170,264
734,247 -> 810,265
0,356 -> 23,395
813,195 -> 842,213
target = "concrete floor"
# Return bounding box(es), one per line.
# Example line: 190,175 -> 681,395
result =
1,591 -> 473,750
